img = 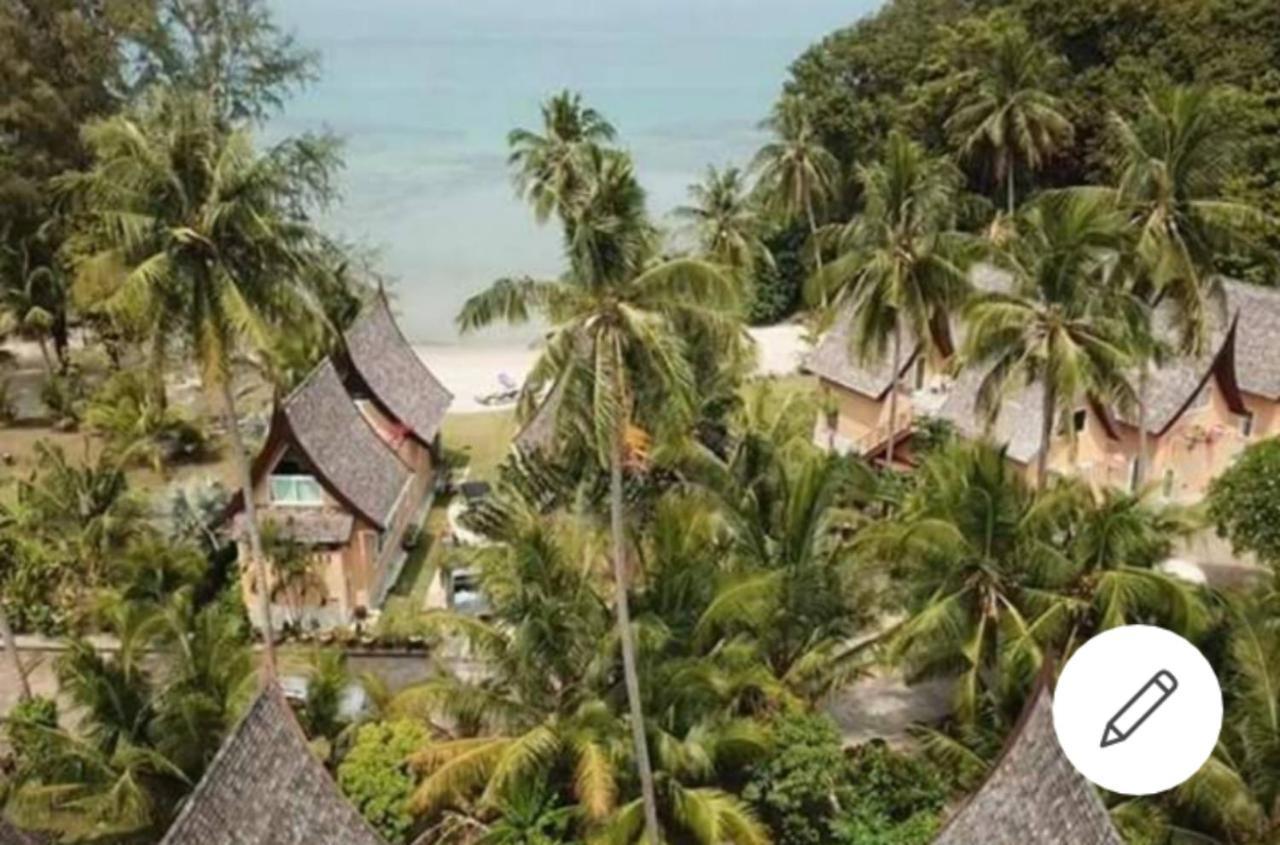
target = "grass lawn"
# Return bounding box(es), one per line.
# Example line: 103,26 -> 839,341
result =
376,499 -> 452,637
441,409 -> 517,481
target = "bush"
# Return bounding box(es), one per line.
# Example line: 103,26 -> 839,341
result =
337,720 -> 430,844
1207,438 -> 1280,568
6,696 -> 59,773
743,712 -> 853,845
744,713 -> 946,845
40,372 -> 87,428
85,371 -> 211,471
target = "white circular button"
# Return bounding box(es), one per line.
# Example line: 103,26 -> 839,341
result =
1052,625 -> 1222,795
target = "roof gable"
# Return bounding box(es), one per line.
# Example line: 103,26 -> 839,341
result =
343,297 -> 453,444
159,685 -> 384,845
933,677 -> 1122,845
281,360 -> 410,528
1225,280 -> 1280,400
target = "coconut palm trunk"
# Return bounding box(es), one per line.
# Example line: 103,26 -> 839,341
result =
885,325 -> 903,466
1136,366 -> 1150,488
1037,380 -> 1057,489
1006,149 -> 1017,217
609,430 -> 660,843
0,605 -> 30,701
805,194 -> 823,273
219,379 -> 277,680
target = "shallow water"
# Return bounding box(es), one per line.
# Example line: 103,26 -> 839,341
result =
268,0 -> 876,342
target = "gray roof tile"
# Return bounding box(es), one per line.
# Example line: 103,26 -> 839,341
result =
1225,280 -> 1280,399
234,508 -> 355,546
283,360 -> 410,528
344,297 -> 453,443
159,685 -> 385,845
933,679 -> 1122,845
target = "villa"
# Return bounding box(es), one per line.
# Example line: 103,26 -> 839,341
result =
228,296 -> 452,630
809,272 -> 1278,501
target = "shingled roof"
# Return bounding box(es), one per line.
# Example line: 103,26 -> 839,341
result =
281,360 -> 411,529
805,309 -> 921,399
933,677 -> 1121,845
344,296 -> 453,444
933,367 -> 1047,465
1225,280 -> 1280,400
160,684 -> 385,845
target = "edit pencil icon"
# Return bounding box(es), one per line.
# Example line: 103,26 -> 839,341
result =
1101,670 -> 1179,748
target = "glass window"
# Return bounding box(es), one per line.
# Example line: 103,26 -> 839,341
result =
270,474 -> 323,505
1240,412 -> 1255,438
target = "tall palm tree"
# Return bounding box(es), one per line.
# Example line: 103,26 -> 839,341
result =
674,165 -> 772,278
1171,592 -> 1280,843
1104,86 -> 1268,483
946,28 -> 1074,215
858,440 -> 1207,729
963,191 -> 1136,487
508,90 -> 617,225
809,132 -> 973,465
751,96 -> 840,272
62,90 -> 340,678
459,138 -> 741,843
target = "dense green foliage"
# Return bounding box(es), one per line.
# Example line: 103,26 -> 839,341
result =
1207,438 -> 1280,567
741,713 -> 945,845
338,720 -> 431,845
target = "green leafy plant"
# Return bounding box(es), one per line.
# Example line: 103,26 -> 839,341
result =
85,370 -> 211,472
338,719 -> 430,844
1207,437 -> 1280,569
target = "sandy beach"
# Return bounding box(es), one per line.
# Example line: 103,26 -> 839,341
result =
416,324 -> 811,413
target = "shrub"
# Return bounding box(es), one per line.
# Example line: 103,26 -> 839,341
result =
749,222 -> 808,325
337,720 -> 430,844
40,372 -> 87,428
85,371 -> 210,471
6,696 -> 59,774
743,712 -> 853,845
1207,438 -> 1280,568
744,714 -> 946,845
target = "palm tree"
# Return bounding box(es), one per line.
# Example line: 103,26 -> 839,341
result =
963,191 -> 1136,487
460,135 -> 740,840
1170,591 -> 1280,843
859,440 -> 1207,730
62,90 -> 340,677
946,27 -> 1074,215
809,132 -> 973,465
752,96 -> 840,272
508,90 -> 617,224
1104,85 -> 1269,483
674,164 -> 773,279
0,240 -> 65,376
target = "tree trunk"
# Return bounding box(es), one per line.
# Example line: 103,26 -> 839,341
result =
1135,366 -> 1150,490
147,331 -> 168,411
0,605 -> 30,701
1006,150 -> 1017,217
1037,381 -> 1056,489
36,336 -> 54,379
219,378 -> 277,681
610,435 -> 661,844
805,196 -> 824,275
885,325 -> 903,467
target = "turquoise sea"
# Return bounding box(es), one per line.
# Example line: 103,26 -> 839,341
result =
269,0 -> 877,342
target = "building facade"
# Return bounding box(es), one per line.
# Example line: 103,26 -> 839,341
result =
229,297 -> 452,630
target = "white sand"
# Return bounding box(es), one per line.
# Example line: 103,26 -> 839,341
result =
416,324 -> 810,414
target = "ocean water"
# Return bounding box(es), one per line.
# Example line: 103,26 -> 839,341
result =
268,0 -> 877,343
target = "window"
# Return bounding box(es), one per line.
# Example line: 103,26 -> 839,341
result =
1240,412 -> 1255,438
1072,409 -> 1087,433
1162,468 -> 1176,498
270,474 -> 323,505
1128,458 -> 1141,493
913,357 -> 926,391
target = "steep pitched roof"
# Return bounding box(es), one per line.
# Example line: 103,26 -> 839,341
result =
281,360 -> 410,529
933,367 -> 1047,465
159,684 -> 384,845
804,308 -> 920,400
344,297 -> 453,444
1225,280 -> 1280,400
933,677 -> 1122,845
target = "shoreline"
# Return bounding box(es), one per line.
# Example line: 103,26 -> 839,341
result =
416,324 -> 810,414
